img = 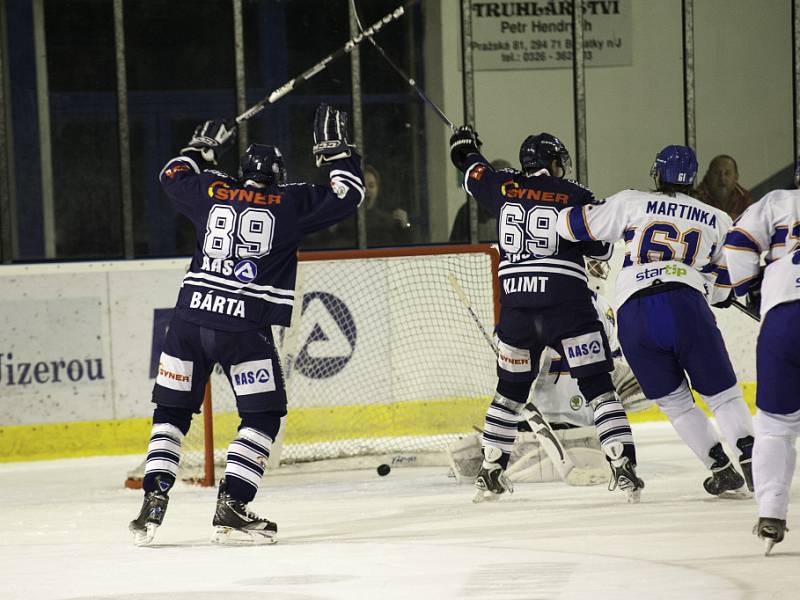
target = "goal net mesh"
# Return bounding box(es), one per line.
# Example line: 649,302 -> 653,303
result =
127,246 -> 498,483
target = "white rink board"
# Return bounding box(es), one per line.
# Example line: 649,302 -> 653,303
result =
0,253 -> 758,427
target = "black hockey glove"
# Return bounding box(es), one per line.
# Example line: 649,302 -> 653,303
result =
313,103 -> 353,167
746,283 -> 762,316
711,289 -> 735,309
449,125 -> 482,171
181,120 -> 236,164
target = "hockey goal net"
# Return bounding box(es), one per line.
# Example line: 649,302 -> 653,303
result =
125,245 -> 499,487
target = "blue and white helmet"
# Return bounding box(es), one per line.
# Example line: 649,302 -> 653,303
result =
650,145 -> 698,185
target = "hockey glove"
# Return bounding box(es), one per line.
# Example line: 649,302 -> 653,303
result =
711,289 -> 735,309
181,120 -> 236,165
313,103 -> 353,167
449,125 -> 482,171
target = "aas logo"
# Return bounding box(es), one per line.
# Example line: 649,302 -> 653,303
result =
234,259 -> 257,283
293,292 -> 357,379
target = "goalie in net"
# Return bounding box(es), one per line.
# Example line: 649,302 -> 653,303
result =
447,291 -> 650,488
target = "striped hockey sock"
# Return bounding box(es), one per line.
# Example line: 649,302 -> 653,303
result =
590,391 -> 637,463
142,423 -> 184,493
224,427 -> 273,503
482,393 -> 524,469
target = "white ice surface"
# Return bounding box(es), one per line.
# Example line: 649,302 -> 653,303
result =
1,422 -> 798,600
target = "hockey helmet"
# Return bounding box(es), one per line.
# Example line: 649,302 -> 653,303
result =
519,133 -> 571,177
239,144 -> 286,185
650,145 -> 698,185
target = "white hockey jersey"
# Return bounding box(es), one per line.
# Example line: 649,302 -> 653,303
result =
724,188 -> 800,318
556,189 -> 733,308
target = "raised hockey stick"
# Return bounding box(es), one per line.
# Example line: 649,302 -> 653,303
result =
350,0 -> 456,131
447,272 -> 496,352
235,0 -> 419,123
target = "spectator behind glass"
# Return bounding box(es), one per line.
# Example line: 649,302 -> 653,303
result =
364,164 -> 413,246
449,159 -> 512,243
302,164 -> 413,248
694,154 -> 753,221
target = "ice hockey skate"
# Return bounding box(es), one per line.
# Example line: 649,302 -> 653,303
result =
212,479 -> 277,545
603,441 -> 644,503
473,446 -> 513,503
703,443 -> 748,497
129,478 -> 170,546
736,436 -> 754,492
754,517 -> 787,556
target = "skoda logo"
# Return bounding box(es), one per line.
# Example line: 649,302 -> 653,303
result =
569,395 -> 584,411
234,259 -> 257,283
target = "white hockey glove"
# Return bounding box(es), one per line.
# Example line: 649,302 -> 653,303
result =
181,119 -> 236,164
313,103 -> 353,167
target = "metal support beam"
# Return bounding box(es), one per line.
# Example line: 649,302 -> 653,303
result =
233,0 -> 249,153
348,4 -> 366,249
794,0 -> 800,163
32,0 -> 55,258
682,0 -> 696,149
113,0 -> 134,258
571,0 -> 587,185
0,0 -> 16,263
460,0 -> 477,244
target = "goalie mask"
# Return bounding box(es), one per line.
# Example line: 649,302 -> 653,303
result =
239,144 -> 286,185
519,133 -> 571,177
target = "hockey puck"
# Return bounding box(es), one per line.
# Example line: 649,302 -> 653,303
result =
377,464 -> 391,476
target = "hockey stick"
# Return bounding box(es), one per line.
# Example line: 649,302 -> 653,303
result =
731,297 -> 760,322
350,0 -> 456,131
447,272 -> 582,484
235,0 -> 419,123
447,272 -> 496,352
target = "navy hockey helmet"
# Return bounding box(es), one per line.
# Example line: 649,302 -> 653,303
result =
239,144 -> 286,185
650,145 -> 698,185
519,133 -> 571,177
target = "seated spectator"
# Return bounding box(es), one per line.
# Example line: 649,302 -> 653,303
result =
364,164 -> 413,246
449,159 -> 512,243
301,164 -> 412,249
694,154 -> 753,220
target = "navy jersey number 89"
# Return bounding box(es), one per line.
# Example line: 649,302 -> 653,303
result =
159,152 -> 364,332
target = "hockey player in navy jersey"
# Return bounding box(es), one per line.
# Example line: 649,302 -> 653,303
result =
724,160 -> 800,554
129,104 -> 364,545
557,145 -> 755,498
449,126 -> 643,502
